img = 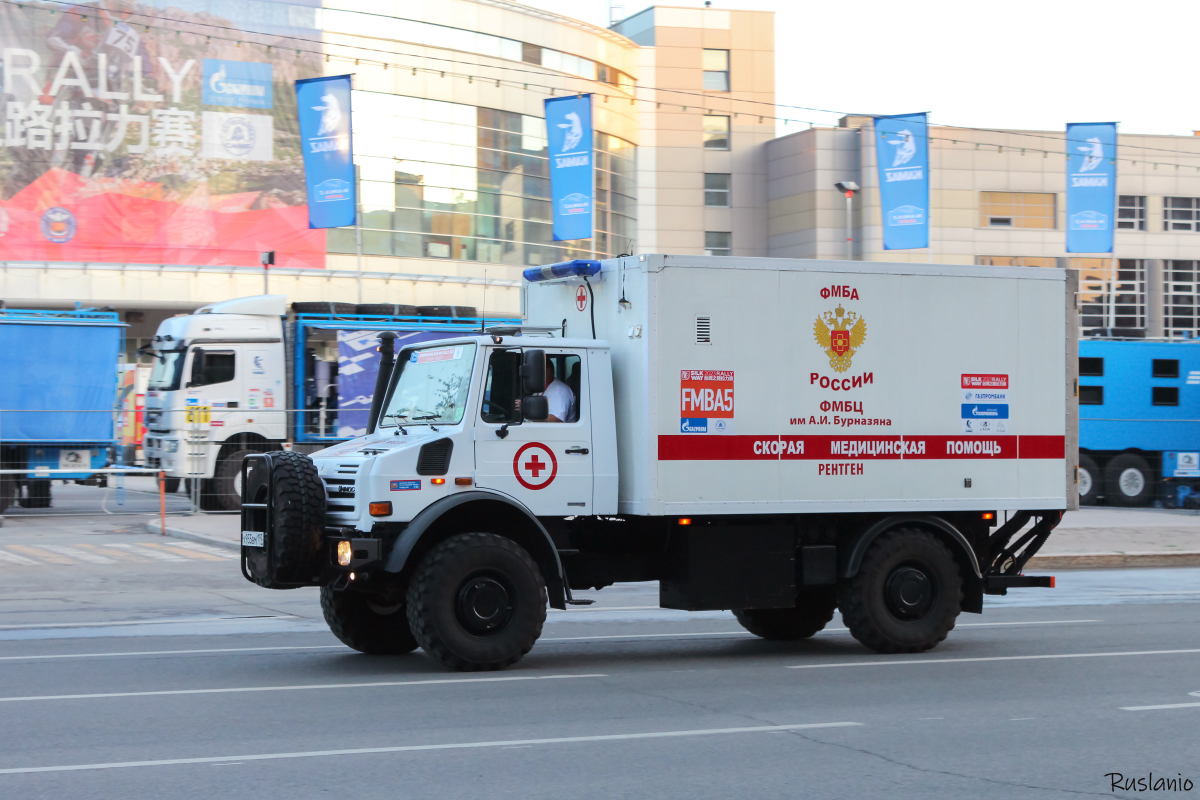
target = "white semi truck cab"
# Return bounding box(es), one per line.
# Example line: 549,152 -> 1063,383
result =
240,255 -> 1079,671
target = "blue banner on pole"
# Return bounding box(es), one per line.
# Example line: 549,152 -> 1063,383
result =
1066,122 -> 1117,254
296,75 -> 356,229
874,113 -> 930,250
545,94 -> 594,242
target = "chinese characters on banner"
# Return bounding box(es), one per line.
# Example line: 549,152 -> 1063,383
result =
0,2 -> 326,267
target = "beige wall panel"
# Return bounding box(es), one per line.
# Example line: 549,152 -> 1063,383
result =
655,46 -> 703,70
654,67 -> 704,91
654,26 -> 704,48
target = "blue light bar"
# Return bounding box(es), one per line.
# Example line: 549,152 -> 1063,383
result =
523,259 -> 601,283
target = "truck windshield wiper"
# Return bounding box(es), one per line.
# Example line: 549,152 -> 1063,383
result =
412,413 -> 440,431
381,413 -> 409,434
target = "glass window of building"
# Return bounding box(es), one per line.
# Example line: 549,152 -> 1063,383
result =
704,174 -> 731,207
703,49 -> 730,91
1072,258 -> 1146,335
974,256 -> 1056,269
705,231 -> 731,256
1165,197 -> 1200,232
1166,260 -> 1200,337
339,92 -> 636,268
1118,195 -> 1146,230
979,192 -> 1056,229
703,115 -> 730,150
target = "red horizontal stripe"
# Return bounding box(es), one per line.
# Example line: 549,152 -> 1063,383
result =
657,435 -> 1065,461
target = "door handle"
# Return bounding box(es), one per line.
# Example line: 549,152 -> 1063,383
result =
565,447 -> 589,455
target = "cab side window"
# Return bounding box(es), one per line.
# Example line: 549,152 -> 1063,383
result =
546,354 -> 583,421
481,350 -> 520,423
190,349 -> 236,387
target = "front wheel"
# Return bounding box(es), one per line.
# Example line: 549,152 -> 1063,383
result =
734,587 -> 838,640
1105,453 -> 1153,507
838,528 -> 962,654
407,533 -> 547,671
321,586 -> 419,655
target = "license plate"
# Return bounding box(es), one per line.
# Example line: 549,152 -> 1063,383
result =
241,531 -> 265,547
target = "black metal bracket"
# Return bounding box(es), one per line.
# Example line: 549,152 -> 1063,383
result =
984,509 -> 1064,581
983,574 -> 1055,595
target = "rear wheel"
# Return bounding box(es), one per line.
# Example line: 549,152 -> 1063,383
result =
161,477 -> 181,494
1078,454 -> 1100,505
0,477 -> 14,513
407,533 -> 546,671
734,587 -> 838,640
838,528 -> 962,654
20,479 -> 51,509
1106,453 -> 1153,507
321,586 -> 419,655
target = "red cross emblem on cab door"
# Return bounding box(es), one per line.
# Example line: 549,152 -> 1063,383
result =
513,442 -> 558,490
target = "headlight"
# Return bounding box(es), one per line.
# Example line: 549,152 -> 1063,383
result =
337,541 -> 352,567
165,440 -> 180,453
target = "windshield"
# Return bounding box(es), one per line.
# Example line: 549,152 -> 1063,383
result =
380,343 -> 477,428
149,351 -> 185,391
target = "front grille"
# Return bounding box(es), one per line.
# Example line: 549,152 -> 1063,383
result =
416,439 -> 453,475
323,464 -> 359,515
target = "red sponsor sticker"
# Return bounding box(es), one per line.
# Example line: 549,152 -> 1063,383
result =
962,374 -> 1009,389
680,370 -> 734,419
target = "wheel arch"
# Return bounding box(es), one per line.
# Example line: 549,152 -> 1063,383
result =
382,491 -> 567,610
841,514 -> 984,614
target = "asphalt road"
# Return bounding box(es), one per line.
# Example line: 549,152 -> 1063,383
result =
0,516 -> 1197,799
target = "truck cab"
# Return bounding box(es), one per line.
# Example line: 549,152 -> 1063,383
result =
143,295 -> 287,505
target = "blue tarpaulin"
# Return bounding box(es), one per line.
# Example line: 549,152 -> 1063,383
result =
0,320 -> 122,442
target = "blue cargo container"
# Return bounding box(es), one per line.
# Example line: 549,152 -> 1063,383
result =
0,307 -> 124,511
1078,338 -> 1200,507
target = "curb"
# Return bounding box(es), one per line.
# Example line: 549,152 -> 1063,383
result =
143,519 -> 240,552
1027,551 -> 1200,570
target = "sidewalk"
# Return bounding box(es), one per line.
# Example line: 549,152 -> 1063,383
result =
144,506 -> 1200,568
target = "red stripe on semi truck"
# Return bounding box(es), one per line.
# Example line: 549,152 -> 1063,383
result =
658,435 -> 1065,460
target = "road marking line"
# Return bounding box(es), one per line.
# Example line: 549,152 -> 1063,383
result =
0,549 -> 38,566
1121,702 -> 1200,711
38,545 -> 116,565
163,542 -> 237,559
789,648 -> 1200,670
0,615 -> 297,631
0,645 -> 346,662
141,542 -> 214,560
0,722 -> 862,774
103,544 -> 185,562
76,544 -> 150,563
0,673 -> 608,703
7,546 -> 73,565
542,620 -> 1099,644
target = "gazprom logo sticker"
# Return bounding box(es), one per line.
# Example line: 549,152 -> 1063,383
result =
681,418 -> 708,433
203,60 -> 272,109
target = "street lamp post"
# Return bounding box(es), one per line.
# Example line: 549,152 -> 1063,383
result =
834,181 -> 859,261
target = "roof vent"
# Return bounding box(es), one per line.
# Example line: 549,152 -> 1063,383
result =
695,315 -> 712,345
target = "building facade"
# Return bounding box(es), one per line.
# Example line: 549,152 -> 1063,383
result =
613,5 -> 774,258
765,119 -> 1200,337
0,0 -> 640,355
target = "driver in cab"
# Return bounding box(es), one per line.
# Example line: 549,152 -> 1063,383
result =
539,357 -> 577,422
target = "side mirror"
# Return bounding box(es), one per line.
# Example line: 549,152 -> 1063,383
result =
521,394 -> 549,422
521,349 -> 546,395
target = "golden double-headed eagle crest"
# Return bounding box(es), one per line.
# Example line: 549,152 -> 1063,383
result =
813,305 -> 867,373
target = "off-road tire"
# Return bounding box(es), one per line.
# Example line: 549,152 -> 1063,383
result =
0,477 -> 14,513
161,477 -> 181,494
210,449 -> 254,511
406,533 -> 546,671
1105,453 -> 1153,507
734,587 -> 838,640
321,586 -> 419,654
263,451 -> 325,587
1078,454 -> 1100,505
838,528 -> 962,654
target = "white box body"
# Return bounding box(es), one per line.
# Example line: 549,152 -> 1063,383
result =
526,255 -> 1078,517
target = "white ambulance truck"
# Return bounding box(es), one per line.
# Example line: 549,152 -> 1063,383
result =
240,255 -> 1079,671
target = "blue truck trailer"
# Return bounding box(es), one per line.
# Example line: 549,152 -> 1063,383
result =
1078,337 -> 1200,506
0,307 -> 124,512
